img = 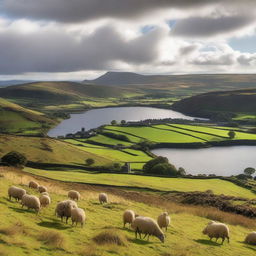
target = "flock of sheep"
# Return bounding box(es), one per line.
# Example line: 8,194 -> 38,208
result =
7,181 -> 256,246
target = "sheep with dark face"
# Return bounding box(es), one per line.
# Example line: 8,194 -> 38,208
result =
131,216 -> 165,243
55,200 -> 78,224
99,193 -> 108,204
202,221 -> 230,244
8,186 -> 26,201
38,185 -> 47,193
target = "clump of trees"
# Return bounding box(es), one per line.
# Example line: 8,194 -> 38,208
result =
101,131 -> 130,142
143,156 -> 185,176
228,130 -> 236,139
1,151 -> 27,168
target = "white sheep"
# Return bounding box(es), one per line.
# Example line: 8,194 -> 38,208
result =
38,185 -> 47,193
71,208 -> 86,227
245,231 -> 256,245
28,181 -> 39,189
131,216 -> 165,243
202,221 -> 230,244
55,200 -> 78,223
8,186 -> 26,201
99,193 -> 108,204
68,190 -> 80,201
123,210 -> 135,228
39,195 -> 51,207
41,192 -> 49,196
21,194 -> 41,213
157,212 -> 171,231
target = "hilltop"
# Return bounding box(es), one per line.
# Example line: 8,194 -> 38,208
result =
172,88 -> 256,119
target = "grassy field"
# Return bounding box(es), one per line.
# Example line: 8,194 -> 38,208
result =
0,98 -> 56,135
0,167 -> 255,256
0,135 -> 110,166
25,167 -> 256,199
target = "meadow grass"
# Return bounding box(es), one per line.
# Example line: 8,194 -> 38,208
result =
24,167 -> 256,199
0,167 -> 255,256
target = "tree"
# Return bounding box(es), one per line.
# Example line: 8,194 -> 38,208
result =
143,156 -> 179,176
178,167 -> 186,176
244,167 -> 255,177
85,158 -> 95,166
111,120 -> 117,125
113,162 -> 121,171
228,130 -> 236,139
1,151 -> 27,168
121,120 -> 126,125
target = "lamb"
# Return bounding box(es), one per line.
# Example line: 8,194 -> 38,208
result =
131,216 -> 165,243
245,231 -> 256,245
39,195 -> 51,207
123,210 -> 135,228
38,185 -> 47,193
21,194 -> 41,213
8,186 -> 26,201
99,193 -> 108,204
202,221 -> 230,244
68,190 -> 80,201
71,208 -> 86,227
157,212 -> 171,231
28,181 -> 39,189
55,200 -> 78,223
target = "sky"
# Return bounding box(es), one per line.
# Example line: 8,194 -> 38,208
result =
0,0 -> 256,81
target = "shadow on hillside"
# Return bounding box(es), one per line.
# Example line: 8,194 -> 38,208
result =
194,239 -> 221,246
9,206 -> 32,213
37,220 -> 70,230
130,238 -> 153,245
244,245 -> 256,251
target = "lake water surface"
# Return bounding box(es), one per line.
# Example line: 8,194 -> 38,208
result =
48,106 -> 198,137
152,146 -> 256,176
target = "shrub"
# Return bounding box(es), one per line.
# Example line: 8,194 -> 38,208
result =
38,230 -> 66,249
86,158 -> 95,166
244,167 -> 255,176
101,132 -> 130,142
93,229 -> 127,246
111,120 -> 117,125
1,151 -> 27,168
143,156 -> 179,176
228,130 -> 236,139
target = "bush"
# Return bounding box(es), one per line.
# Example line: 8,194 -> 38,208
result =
1,151 -> 27,168
228,130 -> 236,139
85,158 -> 95,166
101,131 -> 130,142
143,156 -> 179,176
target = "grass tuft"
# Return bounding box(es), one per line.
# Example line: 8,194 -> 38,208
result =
37,230 -> 66,249
93,229 -> 127,246
0,222 -> 26,236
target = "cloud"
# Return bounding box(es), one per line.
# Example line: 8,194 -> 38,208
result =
171,15 -> 256,38
0,23 -> 164,74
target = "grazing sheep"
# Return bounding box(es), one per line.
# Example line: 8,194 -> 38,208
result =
21,194 -> 41,213
28,181 -> 39,189
55,200 -> 78,224
202,221 -> 230,244
245,231 -> 256,245
68,190 -> 80,201
8,186 -> 26,201
131,216 -> 165,243
123,210 -> 135,228
71,208 -> 86,227
38,185 -> 47,193
41,192 -> 49,196
157,212 -> 171,231
99,193 -> 108,204
39,195 -> 51,207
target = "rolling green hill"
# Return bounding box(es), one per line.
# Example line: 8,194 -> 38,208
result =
172,89 -> 256,118
0,98 -> 56,135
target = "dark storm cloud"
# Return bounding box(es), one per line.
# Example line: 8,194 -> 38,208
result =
1,0 -> 251,23
0,25 -> 162,74
172,15 -> 255,37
